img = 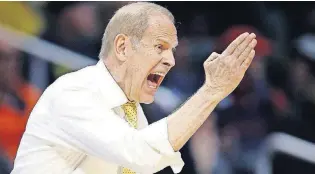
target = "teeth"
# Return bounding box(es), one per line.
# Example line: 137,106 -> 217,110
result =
149,85 -> 157,89
152,72 -> 165,76
147,72 -> 165,90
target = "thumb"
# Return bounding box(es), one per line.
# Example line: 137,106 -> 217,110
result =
206,52 -> 220,62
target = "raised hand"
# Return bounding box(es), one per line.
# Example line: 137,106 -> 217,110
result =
203,32 -> 257,100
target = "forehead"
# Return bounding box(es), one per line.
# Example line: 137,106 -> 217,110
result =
142,15 -> 178,47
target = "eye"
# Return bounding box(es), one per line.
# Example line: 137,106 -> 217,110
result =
155,44 -> 163,54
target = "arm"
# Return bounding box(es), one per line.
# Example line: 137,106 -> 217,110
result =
167,86 -> 221,151
51,32 -> 256,173
167,32 -> 257,151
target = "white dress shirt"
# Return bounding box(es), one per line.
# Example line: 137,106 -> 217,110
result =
11,61 -> 184,174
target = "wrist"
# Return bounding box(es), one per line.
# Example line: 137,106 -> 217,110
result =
198,85 -> 224,103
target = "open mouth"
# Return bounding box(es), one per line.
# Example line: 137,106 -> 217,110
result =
147,72 -> 165,89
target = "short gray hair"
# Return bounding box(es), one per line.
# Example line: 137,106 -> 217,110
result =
99,2 -> 175,59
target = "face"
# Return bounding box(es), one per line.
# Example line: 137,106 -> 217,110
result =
121,15 -> 178,104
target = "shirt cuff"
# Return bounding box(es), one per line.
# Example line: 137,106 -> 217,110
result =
139,118 -> 185,173
158,152 -> 184,174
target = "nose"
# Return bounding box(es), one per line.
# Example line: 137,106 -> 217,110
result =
162,51 -> 175,68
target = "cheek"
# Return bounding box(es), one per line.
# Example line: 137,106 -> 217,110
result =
128,59 -> 148,86
136,49 -> 161,71
131,48 -> 162,85
144,49 -> 163,67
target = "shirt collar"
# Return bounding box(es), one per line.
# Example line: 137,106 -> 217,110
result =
96,60 -> 128,109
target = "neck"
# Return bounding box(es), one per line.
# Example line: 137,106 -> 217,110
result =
103,57 -> 131,100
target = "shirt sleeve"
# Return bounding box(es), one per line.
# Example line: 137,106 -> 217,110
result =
51,87 -> 184,174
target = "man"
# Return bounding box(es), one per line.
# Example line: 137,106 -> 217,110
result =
12,2 -> 257,174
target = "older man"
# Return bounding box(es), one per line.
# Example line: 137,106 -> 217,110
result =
12,2 -> 257,174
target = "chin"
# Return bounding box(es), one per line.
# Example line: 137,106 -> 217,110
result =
139,94 -> 155,104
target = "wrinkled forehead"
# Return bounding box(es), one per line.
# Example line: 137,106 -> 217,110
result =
142,15 -> 178,47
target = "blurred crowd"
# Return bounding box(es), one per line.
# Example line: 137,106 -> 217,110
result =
1,1 -> 315,174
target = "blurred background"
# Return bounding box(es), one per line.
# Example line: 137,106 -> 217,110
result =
0,1 -> 315,174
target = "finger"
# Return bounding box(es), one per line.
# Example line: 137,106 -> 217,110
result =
241,50 -> 255,70
237,39 -> 257,66
232,33 -> 256,58
206,52 -> 220,62
222,32 -> 249,56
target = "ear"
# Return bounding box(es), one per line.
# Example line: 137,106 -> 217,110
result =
114,34 -> 129,62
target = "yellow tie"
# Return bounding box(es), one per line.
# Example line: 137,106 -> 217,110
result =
120,101 -> 138,174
